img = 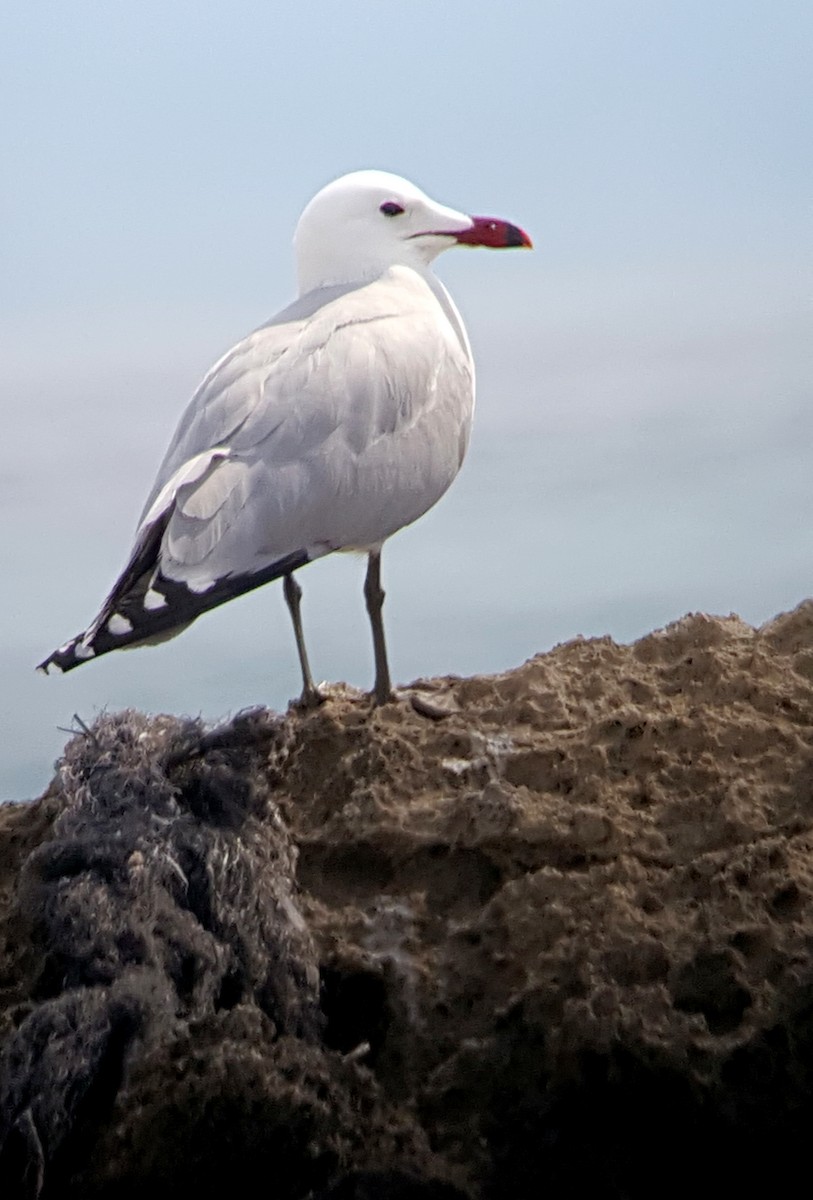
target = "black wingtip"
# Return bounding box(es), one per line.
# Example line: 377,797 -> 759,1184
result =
37,548 -> 315,676
37,635 -> 97,675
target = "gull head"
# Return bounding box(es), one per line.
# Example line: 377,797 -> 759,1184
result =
294,169 -> 531,295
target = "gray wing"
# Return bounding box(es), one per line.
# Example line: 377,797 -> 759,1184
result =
38,266 -> 474,673
143,266 -> 474,590
138,281 -> 359,521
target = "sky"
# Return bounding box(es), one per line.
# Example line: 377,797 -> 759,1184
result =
2,0 -> 811,800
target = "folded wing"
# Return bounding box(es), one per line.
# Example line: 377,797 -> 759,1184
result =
38,267 -> 473,673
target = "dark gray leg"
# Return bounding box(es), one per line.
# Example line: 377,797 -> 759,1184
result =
364,549 -> 393,704
283,572 -> 322,706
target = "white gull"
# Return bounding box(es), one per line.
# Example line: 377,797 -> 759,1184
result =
38,170 -> 531,703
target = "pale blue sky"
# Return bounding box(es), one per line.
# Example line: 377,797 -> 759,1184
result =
2,1 -> 811,798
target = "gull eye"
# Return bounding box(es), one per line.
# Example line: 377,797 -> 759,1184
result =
379,201 -> 405,217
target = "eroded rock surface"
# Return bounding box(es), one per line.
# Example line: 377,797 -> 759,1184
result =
3,603 -> 813,1197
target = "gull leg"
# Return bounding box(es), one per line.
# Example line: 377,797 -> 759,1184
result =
364,549 -> 393,704
283,572 -> 322,706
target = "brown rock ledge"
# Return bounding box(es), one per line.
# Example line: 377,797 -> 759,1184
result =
2,603 -> 813,1198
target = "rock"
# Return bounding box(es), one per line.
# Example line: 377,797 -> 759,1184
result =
3,605 -> 813,1196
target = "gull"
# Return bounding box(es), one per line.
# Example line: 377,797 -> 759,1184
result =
38,170 -> 531,704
